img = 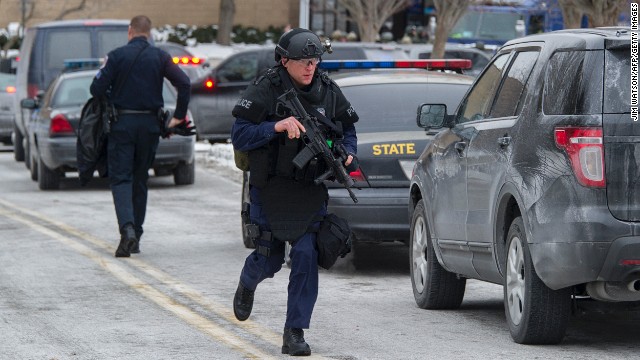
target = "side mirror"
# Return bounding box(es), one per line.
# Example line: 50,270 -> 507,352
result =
417,103 -> 447,128
20,98 -> 38,110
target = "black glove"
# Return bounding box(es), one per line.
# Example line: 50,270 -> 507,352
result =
167,119 -> 197,137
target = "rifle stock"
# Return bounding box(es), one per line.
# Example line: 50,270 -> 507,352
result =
277,89 -> 358,203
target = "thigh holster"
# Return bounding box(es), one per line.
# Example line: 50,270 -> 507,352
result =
245,223 -> 274,257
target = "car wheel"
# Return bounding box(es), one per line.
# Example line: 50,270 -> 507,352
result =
241,171 -> 255,249
13,124 -> 25,162
504,216 -> 571,344
30,152 -> 38,181
24,137 -> 31,170
173,162 -> 195,185
410,199 -> 465,309
38,156 -> 60,190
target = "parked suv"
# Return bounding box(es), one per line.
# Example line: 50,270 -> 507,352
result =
408,27 -> 637,344
13,19 -> 129,163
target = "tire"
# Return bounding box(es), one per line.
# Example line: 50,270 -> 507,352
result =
173,161 -> 195,185
504,216 -> 571,344
24,137 -> 31,170
241,171 -> 255,249
13,124 -> 25,162
410,199 -> 466,309
30,153 -> 38,181
38,156 -> 60,190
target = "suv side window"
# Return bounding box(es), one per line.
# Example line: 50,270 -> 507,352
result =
217,52 -> 259,82
457,53 -> 510,123
543,50 -> 604,115
490,51 -> 539,118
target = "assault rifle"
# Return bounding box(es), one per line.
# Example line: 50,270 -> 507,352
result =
277,89 -> 358,203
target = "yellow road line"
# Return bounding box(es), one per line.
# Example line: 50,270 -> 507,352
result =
0,199 -> 331,359
0,205 -> 274,359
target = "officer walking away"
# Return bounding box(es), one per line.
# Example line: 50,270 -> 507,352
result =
90,15 -> 191,257
231,28 -> 358,356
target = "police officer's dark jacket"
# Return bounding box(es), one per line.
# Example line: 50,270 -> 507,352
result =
231,65 -> 358,189
90,36 -> 190,119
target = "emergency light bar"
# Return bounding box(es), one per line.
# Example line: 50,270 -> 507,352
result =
319,59 -> 472,72
63,58 -> 103,70
172,56 -> 202,65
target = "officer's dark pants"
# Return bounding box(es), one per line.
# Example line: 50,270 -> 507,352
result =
107,114 -> 160,236
240,186 -> 325,329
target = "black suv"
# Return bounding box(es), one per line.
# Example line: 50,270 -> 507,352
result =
408,27 -> 637,344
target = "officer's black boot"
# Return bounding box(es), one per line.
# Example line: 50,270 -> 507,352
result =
233,281 -> 254,321
282,327 -> 311,356
115,224 -> 136,258
130,231 -> 142,254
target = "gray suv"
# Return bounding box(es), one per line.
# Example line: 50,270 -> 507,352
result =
409,27 -> 637,344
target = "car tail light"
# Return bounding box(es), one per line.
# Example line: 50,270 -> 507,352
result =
172,56 -> 201,65
27,84 -> 39,98
350,168 -> 366,182
5,85 -> 16,93
554,127 -> 605,188
204,78 -> 215,89
50,114 -> 74,137
620,259 -> 640,266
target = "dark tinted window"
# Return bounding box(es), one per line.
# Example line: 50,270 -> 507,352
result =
97,29 -> 128,57
217,52 -> 259,82
543,50 -> 603,115
341,82 -> 470,133
604,47 -> 630,113
46,31 -> 92,71
491,51 -> 539,118
458,53 -> 510,123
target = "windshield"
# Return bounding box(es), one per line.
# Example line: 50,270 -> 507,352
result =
52,75 -> 93,107
341,82 -> 469,133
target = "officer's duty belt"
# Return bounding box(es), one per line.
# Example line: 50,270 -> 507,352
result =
117,109 -> 156,115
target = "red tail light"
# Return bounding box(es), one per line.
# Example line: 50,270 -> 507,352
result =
204,78 -> 215,89
554,127 -> 605,188
349,168 -> 366,182
620,259 -> 640,266
50,114 -> 74,137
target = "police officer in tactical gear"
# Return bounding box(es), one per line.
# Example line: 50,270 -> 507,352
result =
90,15 -> 191,257
231,28 -> 358,356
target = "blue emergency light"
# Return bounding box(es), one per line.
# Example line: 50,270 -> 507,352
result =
63,58 -> 103,70
319,59 -> 472,73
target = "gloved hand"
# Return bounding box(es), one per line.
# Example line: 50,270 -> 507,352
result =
167,119 -> 197,137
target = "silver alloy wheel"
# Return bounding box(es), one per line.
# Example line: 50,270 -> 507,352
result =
506,235 -> 525,326
412,215 -> 428,294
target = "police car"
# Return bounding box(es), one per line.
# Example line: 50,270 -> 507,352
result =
240,59 -> 474,248
20,59 -> 196,190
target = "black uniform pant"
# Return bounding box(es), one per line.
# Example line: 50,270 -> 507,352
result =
107,114 -> 160,236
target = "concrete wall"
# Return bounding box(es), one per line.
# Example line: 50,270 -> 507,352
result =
0,0 -> 299,31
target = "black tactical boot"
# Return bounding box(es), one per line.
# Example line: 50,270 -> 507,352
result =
282,327 -> 311,356
115,224 -> 136,258
130,231 -> 141,254
233,282 -> 254,321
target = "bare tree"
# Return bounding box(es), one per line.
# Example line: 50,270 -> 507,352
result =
561,0 -> 627,27
432,0 -> 471,59
558,0 -> 584,29
337,0 -> 411,42
217,0 -> 235,45
55,0 -> 88,20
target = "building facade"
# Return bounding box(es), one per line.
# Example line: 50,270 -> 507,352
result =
0,0 -> 300,31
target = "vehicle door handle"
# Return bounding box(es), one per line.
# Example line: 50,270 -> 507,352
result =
498,136 -> 511,148
454,141 -> 467,156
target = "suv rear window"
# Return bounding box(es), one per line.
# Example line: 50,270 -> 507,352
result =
543,50 -> 604,115
46,31 -> 92,70
97,30 -> 128,58
604,47 -> 631,113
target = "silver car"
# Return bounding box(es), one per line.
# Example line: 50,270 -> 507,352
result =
0,72 -> 16,145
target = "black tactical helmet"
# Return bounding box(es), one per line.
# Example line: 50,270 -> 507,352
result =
275,28 -> 325,62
